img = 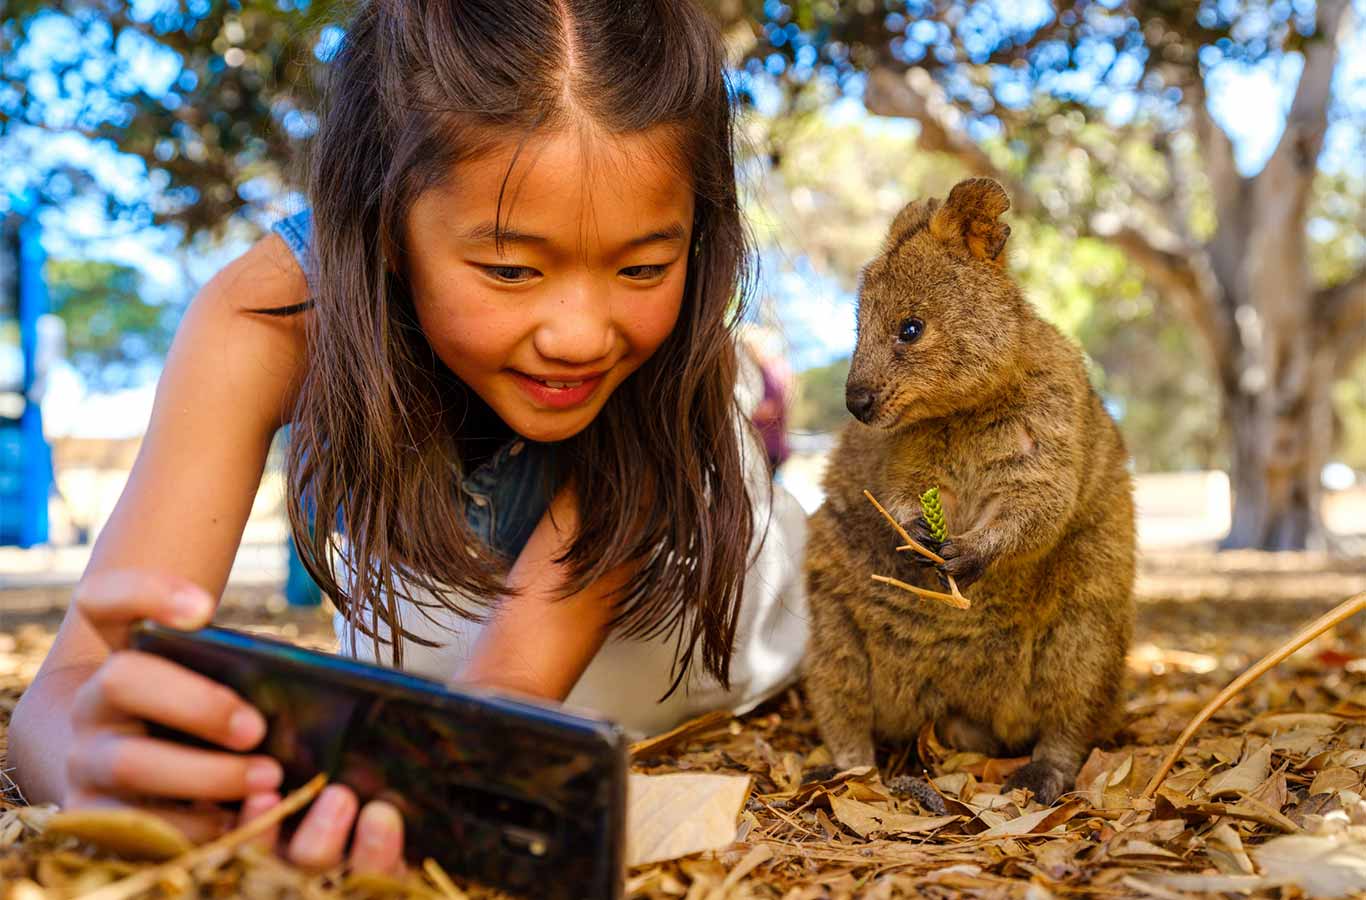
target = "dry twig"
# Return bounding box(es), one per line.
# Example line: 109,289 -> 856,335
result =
1142,590 -> 1366,798
76,775 -> 327,900
863,490 -> 971,608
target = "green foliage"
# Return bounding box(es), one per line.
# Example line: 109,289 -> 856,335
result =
790,356 -> 849,434
46,259 -> 180,389
919,487 -> 946,542
3,0 -> 347,235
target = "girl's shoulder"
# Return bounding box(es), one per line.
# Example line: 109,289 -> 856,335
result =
170,221 -> 312,428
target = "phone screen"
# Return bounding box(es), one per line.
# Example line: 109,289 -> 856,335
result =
131,623 -> 625,899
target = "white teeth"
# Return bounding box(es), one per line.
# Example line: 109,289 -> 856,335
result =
543,380 -> 583,389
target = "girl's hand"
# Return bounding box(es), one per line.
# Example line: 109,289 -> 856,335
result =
66,571 -> 405,872
64,571 -> 283,840
241,788 -> 406,874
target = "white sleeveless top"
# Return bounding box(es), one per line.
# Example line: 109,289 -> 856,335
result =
335,366 -> 810,737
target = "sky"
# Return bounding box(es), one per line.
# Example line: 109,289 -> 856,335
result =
4,2 -> 1365,437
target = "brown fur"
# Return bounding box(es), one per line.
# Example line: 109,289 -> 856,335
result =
803,178 -> 1136,805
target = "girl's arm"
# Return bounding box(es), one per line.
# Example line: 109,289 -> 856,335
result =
458,485 -> 620,701
10,235 -> 308,810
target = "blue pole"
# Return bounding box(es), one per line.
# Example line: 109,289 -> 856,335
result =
17,208 -> 51,548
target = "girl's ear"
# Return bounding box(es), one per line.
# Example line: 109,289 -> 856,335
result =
928,177 -> 1011,264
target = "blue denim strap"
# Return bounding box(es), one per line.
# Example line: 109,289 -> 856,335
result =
271,209 -> 315,285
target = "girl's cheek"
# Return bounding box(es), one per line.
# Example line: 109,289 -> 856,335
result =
620,289 -> 685,355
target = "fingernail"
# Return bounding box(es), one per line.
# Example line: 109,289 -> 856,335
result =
246,758 -> 283,792
171,589 -> 211,627
229,708 -> 266,746
316,785 -> 350,819
360,802 -> 401,843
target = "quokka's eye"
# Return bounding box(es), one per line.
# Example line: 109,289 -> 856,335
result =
898,317 -> 925,343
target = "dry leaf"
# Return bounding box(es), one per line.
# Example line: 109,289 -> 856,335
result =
1254,832 -> 1366,898
1312,767 -> 1363,796
827,795 -> 957,839
1248,768 -> 1290,811
42,809 -> 193,861
1206,822 -> 1254,875
1252,713 -> 1344,734
1306,749 -> 1366,771
626,773 -> 752,867
1204,743 -> 1272,798
1143,873 -> 1264,894
978,800 -> 1086,838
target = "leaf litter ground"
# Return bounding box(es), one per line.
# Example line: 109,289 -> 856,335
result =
3,550 -> 1366,899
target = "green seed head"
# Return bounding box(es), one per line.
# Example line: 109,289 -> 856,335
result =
920,487 -> 947,542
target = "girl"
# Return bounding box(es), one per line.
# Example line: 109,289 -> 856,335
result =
9,0 -> 808,874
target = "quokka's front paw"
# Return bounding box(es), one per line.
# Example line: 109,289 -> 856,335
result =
908,517 -> 945,565
1004,760 -> 1071,806
937,538 -> 989,590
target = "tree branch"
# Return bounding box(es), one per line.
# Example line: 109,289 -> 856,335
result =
1263,0 -> 1352,180
863,66 -> 1037,215
1319,268 -> 1366,375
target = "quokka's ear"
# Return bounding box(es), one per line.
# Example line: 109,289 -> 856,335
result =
928,177 -> 1012,263
880,198 -> 940,254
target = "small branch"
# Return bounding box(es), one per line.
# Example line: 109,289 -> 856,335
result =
872,574 -> 971,610
80,775 -> 328,900
864,490 -> 944,564
863,490 -> 970,607
863,67 -> 1038,217
1317,267 -> 1366,372
1142,591 -> 1366,799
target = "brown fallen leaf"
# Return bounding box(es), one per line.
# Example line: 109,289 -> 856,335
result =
626,772 -> 752,866
42,808 -> 193,862
978,800 -> 1086,838
827,795 -> 958,839
1254,831 -> 1366,898
1204,743 -> 1272,798
1312,767 -> 1362,796
1205,821 -> 1254,875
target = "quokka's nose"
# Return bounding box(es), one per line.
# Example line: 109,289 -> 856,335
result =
846,387 -> 876,423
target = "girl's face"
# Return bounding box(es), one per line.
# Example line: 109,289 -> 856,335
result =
406,128 -> 694,443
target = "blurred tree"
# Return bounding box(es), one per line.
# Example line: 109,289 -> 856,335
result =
4,0 -> 1362,548
791,356 -> 851,434
0,0 -> 343,236
47,259 -> 176,389
712,0 -> 1366,551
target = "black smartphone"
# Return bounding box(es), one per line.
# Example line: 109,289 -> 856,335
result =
130,622 -> 626,900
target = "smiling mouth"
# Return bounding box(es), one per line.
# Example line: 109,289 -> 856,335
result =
519,373 -> 603,388
509,370 -> 608,410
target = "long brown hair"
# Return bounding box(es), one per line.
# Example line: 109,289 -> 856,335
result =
283,0 -> 756,693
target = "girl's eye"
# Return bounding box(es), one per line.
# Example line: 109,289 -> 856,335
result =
620,264 -> 669,280
482,265 -> 539,283
898,317 -> 925,343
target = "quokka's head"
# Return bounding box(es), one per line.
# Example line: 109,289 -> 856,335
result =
845,177 -> 1029,429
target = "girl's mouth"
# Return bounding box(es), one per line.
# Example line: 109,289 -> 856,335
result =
510,371 -> 606,410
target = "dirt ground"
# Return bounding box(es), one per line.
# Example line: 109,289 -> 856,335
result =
3,551 -> 1366,898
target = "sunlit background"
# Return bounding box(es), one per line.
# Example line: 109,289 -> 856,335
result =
2,0 -> 1364,593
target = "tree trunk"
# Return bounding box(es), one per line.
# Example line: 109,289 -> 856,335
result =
1220,351 -> 1334,551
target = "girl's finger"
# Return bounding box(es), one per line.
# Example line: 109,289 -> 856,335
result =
74,651 -> 267,751
65,790 -> 235,845
69,733 -> 282,801
287,785 -> 359,870
73,571 -> 215,649
239,791 -> 283,852
349,800 -> 405,875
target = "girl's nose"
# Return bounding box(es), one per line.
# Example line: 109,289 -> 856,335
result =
532,281 -> 614,364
